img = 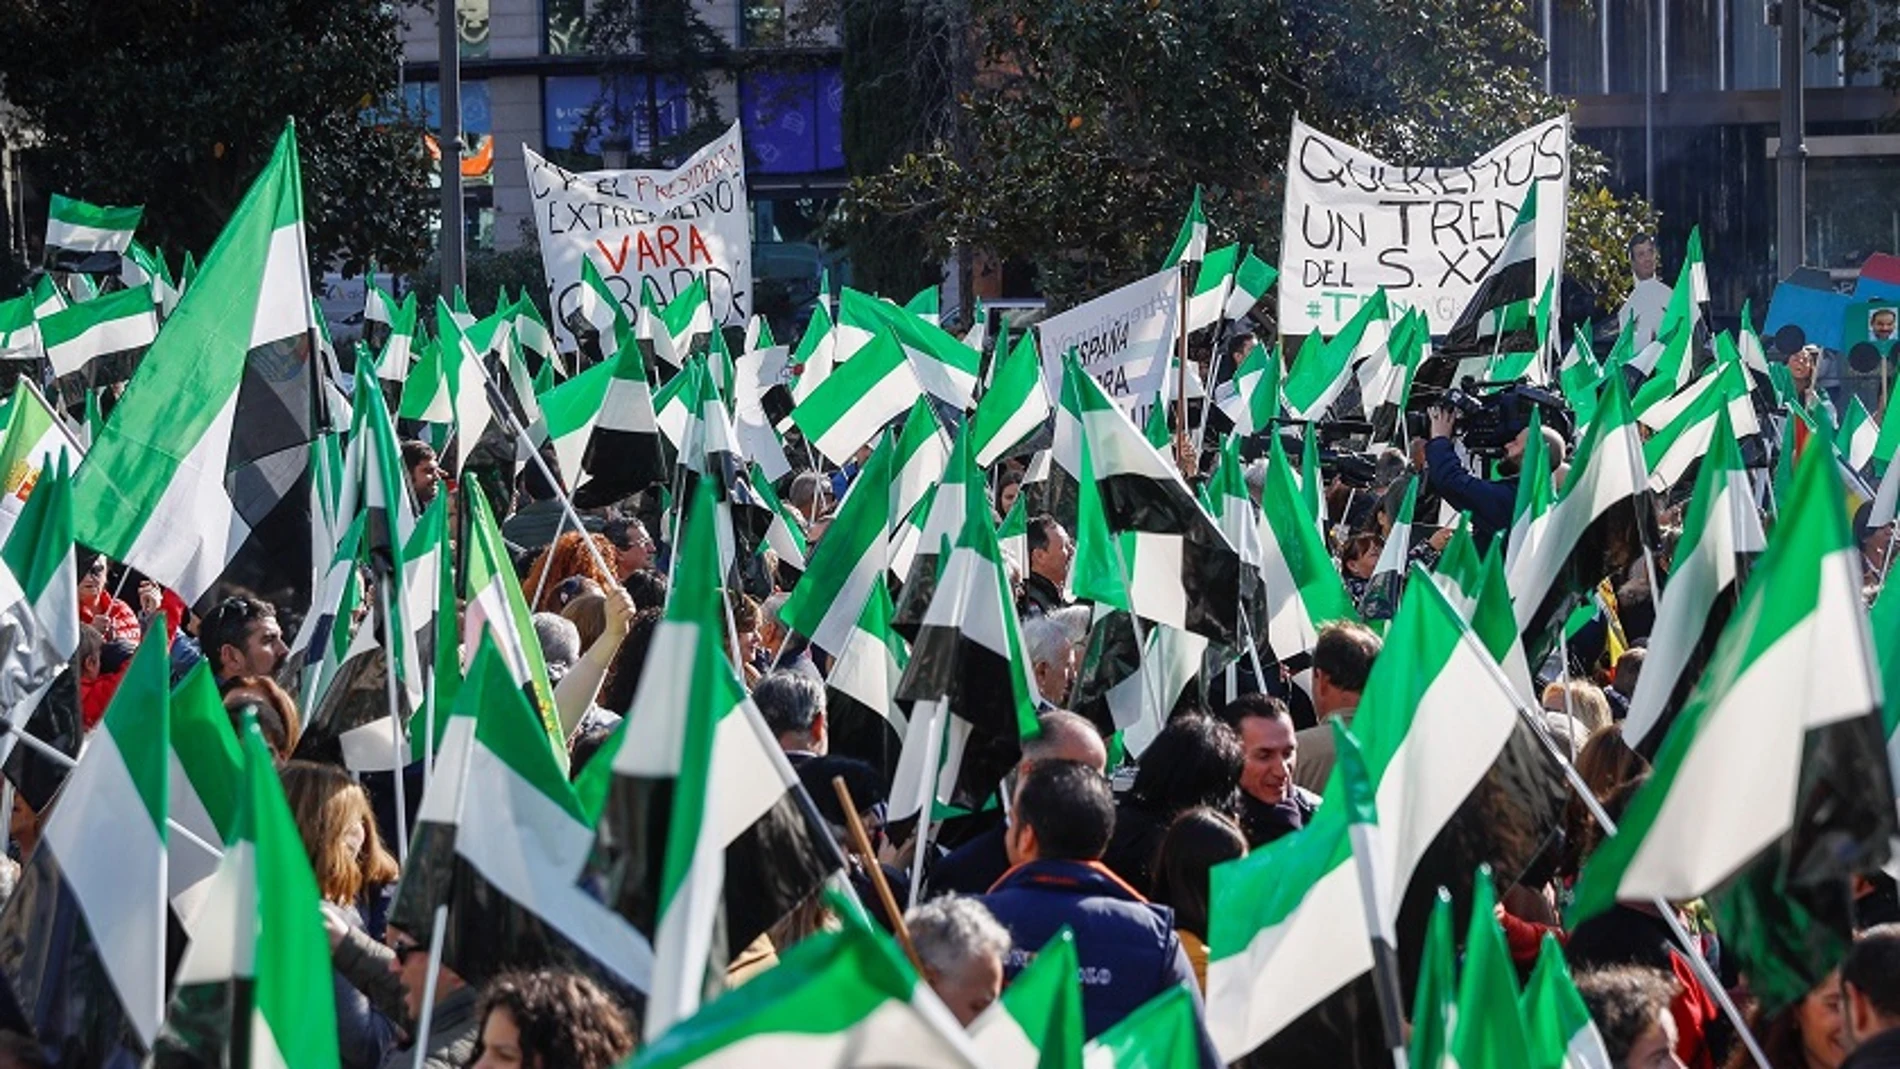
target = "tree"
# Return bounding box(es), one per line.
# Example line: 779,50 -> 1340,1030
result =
0,0 -> 434,276
851,0 -> 1657,312
571,0 -> 730,169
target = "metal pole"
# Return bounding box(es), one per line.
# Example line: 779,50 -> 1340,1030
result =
436,3 -> 466,299
410,903 -> 451,1069
1777,0 -> 1808,279
1643,0 -> 1655,204
378,579 -> 409,864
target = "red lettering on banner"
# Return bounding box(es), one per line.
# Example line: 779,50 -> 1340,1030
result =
597,236 -> 632,273
688,226 -> 712,264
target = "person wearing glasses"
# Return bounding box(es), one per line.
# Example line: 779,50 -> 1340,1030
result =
329,917 -> 478,1069
197,595 -> 290,685
75,551 -> 139,642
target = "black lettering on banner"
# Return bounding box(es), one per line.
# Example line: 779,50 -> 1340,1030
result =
1500,141 -> 1537,187
1534,123 -> 1568,180
1467,199 -> 1501,244
1428,201 -> 1468,246
1377,247 -> 1418,289
1437,246 -> 1492,287
1297,134 -> 1348,186
1380,199 -> 1428,245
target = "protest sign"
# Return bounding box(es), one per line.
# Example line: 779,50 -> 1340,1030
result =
1037,267 -> 1181,421
525,121 -> 751,351
1278,116 -> 1570,337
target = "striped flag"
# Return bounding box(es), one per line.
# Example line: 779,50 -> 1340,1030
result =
970,330 -> 1052,468
391,635 -> 655,1001
1408,889 -> 1456,1068
1449,870 -> 1532,1069
780,432 -> 893,655
571,257 -> 631,363
1570,430 -> 1894,1005
374,290 -> 419,385
1508,375 -> 1649,657
1358,474 -> 1415,622
1258,431 -> 1355,671
0,379 -> 83,545
1521,935 -> 1613,1069
967,929 -> 1084,1069
458,480 -> 560,755
647,275 -> 713,370
1162,186 -> 1207,268
155,715 -> 340,1068
43,193 -> 142,274
824,569 -> 910,761
1083,986 -> 1203,1068
890,396 -> 950,528
1625,408 -> 1765,756
627,906 -> 984,1068
38,283 -> 159,394
1441,186 -> 1541,357
1841,395 -> 1880,472
166,664 -> 246,935
789,297 -> 837,404
837,289 -> 981,411
0,293 -> 40,363
1224,247 -> 1278,323
1185,243 -> 1238,333
0,628 -> 170,1064
595,480 -> 842,1040
1641,358 -> 1756,492
790,328 -> 925,466
525,331 -> 665,506
70,124 -> 319,610
1215,341 -> 1281,436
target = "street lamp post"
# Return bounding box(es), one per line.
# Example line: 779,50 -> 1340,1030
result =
1776,0 -> 1807,278
438,0 -> 465,299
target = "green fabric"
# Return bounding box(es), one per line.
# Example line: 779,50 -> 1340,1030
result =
105,627 -> 174,838
1408,888 -> 1456,1069
1449,869 -> 1531,1069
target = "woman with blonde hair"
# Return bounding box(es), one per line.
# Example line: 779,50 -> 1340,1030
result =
521,531 -> 619,612
281,761 -> 403,1069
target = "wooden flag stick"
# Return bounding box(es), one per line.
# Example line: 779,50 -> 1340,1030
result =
830,776 -> 924,975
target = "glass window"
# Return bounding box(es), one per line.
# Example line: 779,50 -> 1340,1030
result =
1664,0 -> 1721,91
401,79 -> 497,250
456,0 -> 491,58
542,75 -> 694,167
1549,0 -> 1604,95
545,0 -> 586,55
743,0 -> 787,46
740,68 -> 845,175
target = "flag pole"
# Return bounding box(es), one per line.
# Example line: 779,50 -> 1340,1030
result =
6,721 -> 227,858
1175,263 -> 1193,479
1460,621 -> 1773,1069
831,777 -> 924,973
410,902 -> 451,1069
1344,820 -> 1411,1069
471,359 -> 618,583
1195,320 -> 1232,455
528,505 -> 572,611
377,578 -> 409,863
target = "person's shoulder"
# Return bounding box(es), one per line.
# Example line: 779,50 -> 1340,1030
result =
1293,785 -> 1322,813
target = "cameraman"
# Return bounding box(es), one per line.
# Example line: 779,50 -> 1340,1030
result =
1424,405 -> 1563,551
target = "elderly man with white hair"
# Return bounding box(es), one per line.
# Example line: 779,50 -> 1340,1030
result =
904,895 -> 1012,1027
1021,605 -> 1090,709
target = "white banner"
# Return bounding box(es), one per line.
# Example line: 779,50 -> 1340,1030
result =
1038,267 -> 1181,420
1278,116 -> 1570,337
525,121 -> 752,351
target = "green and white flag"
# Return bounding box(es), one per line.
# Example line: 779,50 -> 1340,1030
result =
374,290 -> 420,385
391,635 -> 655,1000
459,480 -> 561,755
649,274 -> 714,369
44,192 -> 142,273
905,284 -> 941,325
781,432 -> 894,654
967,928 -> 1084,1069
1641,358 -> 1756,492
1224,247 -> 1278,323
524,331 -> 665,506
1162,186 -> 1207,268
0,450 -> 79,666
1571,430 -> 1888,925
1258,431 -> 1355,680
157,713 -> 340,1069
363,273 -> 397,327
597,480 -> 841,1040
1625,408 -> 1765,755
1216,341 -> 1282,436
1185,243 -> 1239,333
573,256 -> 632,359
0,378 -> 83,544
789,297 -> 837,404
1358,474 -> 1415,622
837,288 -> 981,410
1082,985 -> 1203,1069
628,905 -> 983,1069
166,663 -> 247,932
39,283 -> 159,393
970,330 -> 1052,468
891,396 -> 951,529
71,124 -> 319,607
790,328 -> 926,466
1448,869 -> 1532,1069
0,292 -> 41,362
1282,326 -> 1354,422
1841,395 -> 1881,472
824,569 -> 910,741
1407,889 -> 1456,1069
1521,934 -> 1613,1069
0,627 -> 170,1063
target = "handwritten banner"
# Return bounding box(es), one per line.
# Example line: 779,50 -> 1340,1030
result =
525,121 -> 752,351
1278,116 -> 1570,336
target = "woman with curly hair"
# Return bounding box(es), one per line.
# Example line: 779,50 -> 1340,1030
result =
469,969 -> 634,1069
521,531 -> 619,612
281,761 -> 404,1069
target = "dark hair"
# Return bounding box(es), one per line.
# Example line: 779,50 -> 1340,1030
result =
472,969 -> 634,1069
1611,647 -> 1645,698
400,439 -> 436,471
754,670 -> 826,742
622,570 -> 668,613
98,637 -> 139,677
1575,965 -> 1679,1063
796,754 -> 887,827
220,675 -> 303,763
1026,513 -> 1062,556
601,514 -> 642,552
568,720 -> 618,781
1312,622 -> 1381,694
1843,923 -> 1900,1020
1340,532 -> 1381,565
1627,233 -> 1657,256
598,608 -> 664,714
199,596 -> 276,672
1150,807 -> 1248,940
1219,692 -> 1291,734
1127,715 -> 1242,818
1014,759 -> 1114,862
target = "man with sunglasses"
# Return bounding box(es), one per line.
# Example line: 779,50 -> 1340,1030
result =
198,595 -> 290,685
330,916 -> 478,1069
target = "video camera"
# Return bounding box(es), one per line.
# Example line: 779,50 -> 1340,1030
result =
1409,380 -> 1572,457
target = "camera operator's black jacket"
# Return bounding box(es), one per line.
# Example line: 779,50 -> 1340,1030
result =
1424,437 -> 1516,551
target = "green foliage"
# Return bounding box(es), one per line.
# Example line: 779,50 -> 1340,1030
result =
853,0 -> 1656,311
411,240 -> 552,320
0,0 -> 434,275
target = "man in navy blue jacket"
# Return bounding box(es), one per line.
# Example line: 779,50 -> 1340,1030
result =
1423,403 -> 1565,551
981,760 -> 1220,1068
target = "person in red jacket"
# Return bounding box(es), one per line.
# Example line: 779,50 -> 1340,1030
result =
76,552 -> 139,642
